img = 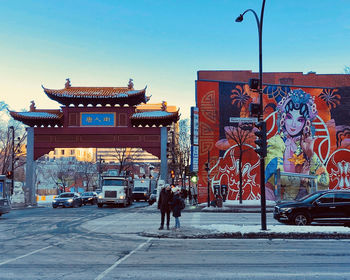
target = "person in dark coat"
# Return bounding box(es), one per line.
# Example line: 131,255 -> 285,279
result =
157,184 -> 173,230
171,187 -> 183,230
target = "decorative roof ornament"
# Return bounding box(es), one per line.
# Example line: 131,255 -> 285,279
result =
30,100 -> 36,112
161,101 -> 167,111
128,78 -> 134,90
65,78 -> 71,89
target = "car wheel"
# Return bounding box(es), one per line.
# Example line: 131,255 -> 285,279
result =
293,212 -> 310,226
97,203 -> 103,208
52,205 -> 57,208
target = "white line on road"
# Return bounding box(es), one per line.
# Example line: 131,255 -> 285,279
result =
95,238 -> 153,280
0,245 -> 54,266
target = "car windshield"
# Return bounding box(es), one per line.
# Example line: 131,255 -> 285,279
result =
102,179 -> 125,186
59,193 -> 74,198
82,192 -> 93,196
134,187 -> 148,192
295,192 -> 324,202
152,189 -> 157,194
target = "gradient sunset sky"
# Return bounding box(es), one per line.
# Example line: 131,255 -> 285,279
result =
1,0 -> 349,119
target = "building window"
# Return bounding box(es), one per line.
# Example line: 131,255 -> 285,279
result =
61,150 -> 65,155
71,150 -> 75,155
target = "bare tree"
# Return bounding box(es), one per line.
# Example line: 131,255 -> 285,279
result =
222,123 -> 255,204
47,159 -> 73,193
76,161 -> 97,191
113,147 -> 143,174
0,101 -> 27,177
170,119 -> 191,186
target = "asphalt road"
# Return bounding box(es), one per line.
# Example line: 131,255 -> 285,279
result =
1,203 -> 350,280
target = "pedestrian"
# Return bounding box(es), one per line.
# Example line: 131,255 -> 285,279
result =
171,187 -> 184,230
192,186 -> 198,205
157,184 -> 173,230
188,187 -> 193,205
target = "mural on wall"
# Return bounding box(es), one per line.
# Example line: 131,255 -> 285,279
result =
196,80 -> 350,202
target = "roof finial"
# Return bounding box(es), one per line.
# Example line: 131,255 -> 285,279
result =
128,78 -> 134,90
65,78 -> 71,89
161,101 -> 167,111
30,100 -> 36,112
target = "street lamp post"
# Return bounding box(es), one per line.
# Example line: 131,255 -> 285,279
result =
235,0 -> 267,230
9,126 -> 15,196
205,151 -> 210,208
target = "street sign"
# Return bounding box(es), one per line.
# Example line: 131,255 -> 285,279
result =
229,117 -> 258,123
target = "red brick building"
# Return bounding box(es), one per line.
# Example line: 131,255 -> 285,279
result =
196,70 -> 350,203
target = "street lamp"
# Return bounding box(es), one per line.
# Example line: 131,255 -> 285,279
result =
235,0 -> 267,230
205,151 -> 210,207
8,126 -> 15,196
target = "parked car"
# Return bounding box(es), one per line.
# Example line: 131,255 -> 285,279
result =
52,192 -> 82,208
81,192 -> 98,205
0,197 -> 11,216
132,186 -> 150,202
274,190 -> 350,225
148,189 -> 158,205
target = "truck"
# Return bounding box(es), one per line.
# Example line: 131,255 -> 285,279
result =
132,178 -> 151,202
97,170 -> 133,208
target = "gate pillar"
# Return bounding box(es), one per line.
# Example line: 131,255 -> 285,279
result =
25,127 -> 36,206
160,127 -> 168,183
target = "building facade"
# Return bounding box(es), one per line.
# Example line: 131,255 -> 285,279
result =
196,71 -> 350,203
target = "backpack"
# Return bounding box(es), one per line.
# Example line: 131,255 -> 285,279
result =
180,198 -> 185,210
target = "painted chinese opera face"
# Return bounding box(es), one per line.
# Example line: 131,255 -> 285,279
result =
284,109 -> 305,137
196,81 -> 350,203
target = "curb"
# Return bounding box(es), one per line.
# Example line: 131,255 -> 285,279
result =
140,231 -> 350,239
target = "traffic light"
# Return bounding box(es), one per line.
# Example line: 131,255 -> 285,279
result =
248,78 -> 259,90
254,121 -> 267,157
170,170 -> 175,179
6,171 -> 13,179
249,102 -> 260,117
190,175 -> 198,183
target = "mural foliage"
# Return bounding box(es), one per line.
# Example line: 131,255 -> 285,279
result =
196,80 -> 350,202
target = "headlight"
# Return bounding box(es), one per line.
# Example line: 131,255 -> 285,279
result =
67,199 -> 73,203
119,195 -> 125,199
98,195 -> 103,199
280,207 -> 292,213
53,199 -> 57,203
144,192 -> 147,196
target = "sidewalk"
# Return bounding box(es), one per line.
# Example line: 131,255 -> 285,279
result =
141,201 -> 350,239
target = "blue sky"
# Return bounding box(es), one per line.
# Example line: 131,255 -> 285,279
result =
0,0 -> 349,119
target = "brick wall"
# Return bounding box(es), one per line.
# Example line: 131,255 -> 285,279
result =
197,70 -> 350,87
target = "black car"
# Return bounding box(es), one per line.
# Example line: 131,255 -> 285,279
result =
274,190 -> 350,225
81,192 -> 98,205
52,192 -> 83,208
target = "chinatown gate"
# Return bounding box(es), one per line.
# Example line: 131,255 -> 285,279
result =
10,79 -> 179,205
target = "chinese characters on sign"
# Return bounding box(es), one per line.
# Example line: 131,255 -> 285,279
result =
81,113 -> 115,126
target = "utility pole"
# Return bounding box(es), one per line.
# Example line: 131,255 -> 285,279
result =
9,126 -> 15,196
205,151 -> 210,207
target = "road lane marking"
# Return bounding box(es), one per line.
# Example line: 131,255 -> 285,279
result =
95,238 -> 152,280
0,245 -> 54,266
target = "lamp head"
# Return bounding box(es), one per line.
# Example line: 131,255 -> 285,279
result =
235,14 -> 244,22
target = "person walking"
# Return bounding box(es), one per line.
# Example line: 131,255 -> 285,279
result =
157,184 -> 173,230
171,187 -> 184,230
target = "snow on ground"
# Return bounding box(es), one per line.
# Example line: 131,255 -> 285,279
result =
195,224 -> 350,234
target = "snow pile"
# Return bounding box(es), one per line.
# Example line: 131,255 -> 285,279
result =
196,224 -> 350,234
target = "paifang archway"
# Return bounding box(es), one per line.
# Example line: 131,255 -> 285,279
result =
10,79 -> 179,205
